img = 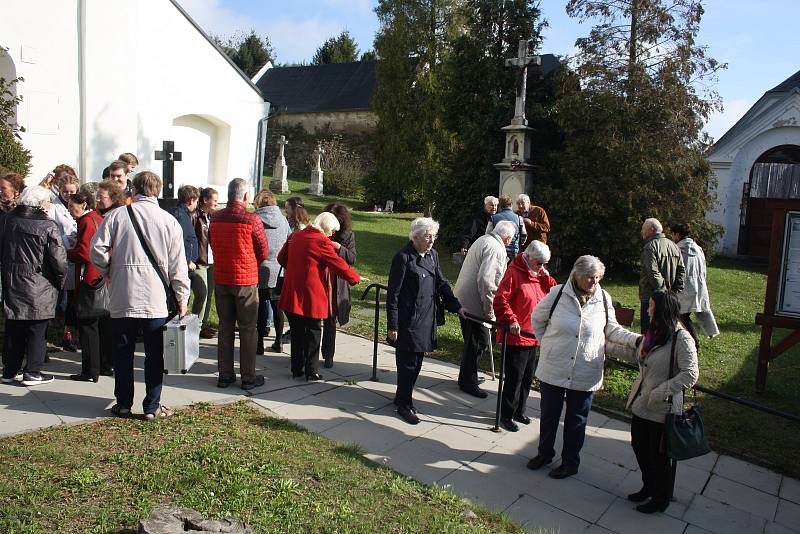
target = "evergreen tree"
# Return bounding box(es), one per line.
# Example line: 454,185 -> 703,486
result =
360,50 -> 378,61
540,0 -> 725,266
213,30 -> 275,77
312,31 -> 360,65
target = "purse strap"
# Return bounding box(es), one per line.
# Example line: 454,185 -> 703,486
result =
126,205 -> 178,316
666,332 -> 681,408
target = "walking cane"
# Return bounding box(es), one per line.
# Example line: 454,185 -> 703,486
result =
491,326 -> 508,433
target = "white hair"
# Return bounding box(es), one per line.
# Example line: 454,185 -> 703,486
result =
517,193 -> 530,204
313,211 -> 340,236
227,178 -> 249,202
643,218 -> 662,234
571,255 -> 605,279
524,240 -> 551,263
483,196 -> 498,206
492,220 -> 517,241
17,185 -> 51,208
409,217 -> 439,240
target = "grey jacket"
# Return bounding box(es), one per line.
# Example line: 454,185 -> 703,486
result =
256,206 -> 291,289
1,205 -> 67,320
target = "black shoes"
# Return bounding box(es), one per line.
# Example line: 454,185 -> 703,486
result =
398,405 -> 420,425
70,374 -> 98,383
99,368 -> 114,377
636,500 -> 669,514
270,342 -> 283,353
513,413 -> 531,425
241,375 -> 266,390
21,372 -> 55,386
217,374 -> 237,388
526,455 -> 552,470
501,418 -> 519,432
628,488 -> 650,503
460,384 -> 488,399
256,341 -> 265,355
323,357 -> 333,368
548,464 -> 579,479
306,373 -> 323,381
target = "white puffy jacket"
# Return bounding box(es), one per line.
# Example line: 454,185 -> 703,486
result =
532,280 -> 640,392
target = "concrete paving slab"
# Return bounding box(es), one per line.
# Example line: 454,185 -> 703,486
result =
438,463 -> 528,512
780,476 -> 800,505
321,405 -> 437,454
380,439 -> 467,485
684,526 -> 715,534
766,519 -> 800,534
703,474 -> 779,521
683,451 -> 719,472
775,498 -> 800,532
683,494 -> 767,534
312,383 -> 392,415
505,494 -> 591,534
597,497 -> 686,534
571,452 -> 635,496
714,454 -> 782,495
675,462 -> 713,494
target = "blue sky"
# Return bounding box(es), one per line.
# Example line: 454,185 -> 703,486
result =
179,0 -> 797,141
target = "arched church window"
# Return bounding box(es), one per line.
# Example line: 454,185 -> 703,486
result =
749,144 -> 800,199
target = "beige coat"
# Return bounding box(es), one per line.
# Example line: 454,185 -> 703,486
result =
90,196 -> 190,319
623,327 -> 699,423
453,233 -> 507,321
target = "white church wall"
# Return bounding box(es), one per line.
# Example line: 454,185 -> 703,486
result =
0,0 -> 82,184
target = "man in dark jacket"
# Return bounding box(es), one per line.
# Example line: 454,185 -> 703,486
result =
1,186 -> 67,386
171,185 -> 200,272
639,217 -> 685,332
387,218 -> 464,425
460,196 -> 498,255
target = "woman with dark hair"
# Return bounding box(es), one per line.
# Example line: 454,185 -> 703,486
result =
95,179 -> 126,215
193,187 -> 219,338
623,290 -> 698,514
320,202 -> 357,368
67,191 -> 113,381
670,223 -> 719,349
0,172 -> 26,214
285,196 -> 309,232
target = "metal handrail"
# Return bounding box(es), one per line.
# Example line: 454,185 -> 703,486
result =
360,283 -> 389,382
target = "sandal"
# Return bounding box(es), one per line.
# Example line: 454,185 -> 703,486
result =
144,404 -> 173,421
110,404 -> 132,418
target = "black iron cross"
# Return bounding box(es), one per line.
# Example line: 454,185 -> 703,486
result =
154,140 -> 182,199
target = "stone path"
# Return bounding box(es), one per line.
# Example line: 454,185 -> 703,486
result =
1,332 -> 798,534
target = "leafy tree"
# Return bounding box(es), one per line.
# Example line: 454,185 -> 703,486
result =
539,0 -> 725,267
213,30 -> 275,77
312,31 -> 360,65
0,46 -> 30,176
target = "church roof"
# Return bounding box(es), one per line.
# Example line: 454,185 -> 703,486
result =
256,61 -> 377,114
766,68 -> 800,94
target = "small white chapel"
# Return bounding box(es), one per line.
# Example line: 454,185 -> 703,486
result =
0,0 -> 270,198
706,69 -> 800,257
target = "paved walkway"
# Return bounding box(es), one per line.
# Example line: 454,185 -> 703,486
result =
1,332 -> 798,534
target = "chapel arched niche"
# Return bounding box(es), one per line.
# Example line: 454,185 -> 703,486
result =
172,114 -> 231,186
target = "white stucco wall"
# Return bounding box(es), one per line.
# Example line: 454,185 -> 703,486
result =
2,0 -> 268,199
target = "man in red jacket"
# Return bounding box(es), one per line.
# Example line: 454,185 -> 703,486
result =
209,178 -> 269,390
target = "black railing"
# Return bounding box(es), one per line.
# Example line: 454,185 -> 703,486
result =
360,283 -> 389,382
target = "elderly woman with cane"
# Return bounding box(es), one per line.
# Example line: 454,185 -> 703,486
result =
527,255 -> 640,479
387,217 -> 465,425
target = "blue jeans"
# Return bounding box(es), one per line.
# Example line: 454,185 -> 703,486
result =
111,317 -> 168,414
538,381 -> 594,469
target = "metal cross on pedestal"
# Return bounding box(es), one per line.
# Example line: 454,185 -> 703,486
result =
154,140 -> 182,199
505,40 -> 541,126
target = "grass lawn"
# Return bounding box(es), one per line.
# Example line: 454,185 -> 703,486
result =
0,401 -> 523,533
263,177 -> 800,478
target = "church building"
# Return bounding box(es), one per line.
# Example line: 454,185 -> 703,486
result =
1,0 -> 270,197
707,69 -> 800,257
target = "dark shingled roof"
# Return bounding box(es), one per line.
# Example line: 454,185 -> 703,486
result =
766,68 -> 800,94
257,61 -> 377,114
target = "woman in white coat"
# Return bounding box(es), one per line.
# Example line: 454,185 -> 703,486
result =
670,223 -> 719,349
527,255 -> 641,479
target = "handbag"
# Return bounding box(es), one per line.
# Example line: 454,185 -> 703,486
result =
663,333 -> 711,460
76,217 -> 110,319
126,205 -> 179,320
274,266 -> 284,296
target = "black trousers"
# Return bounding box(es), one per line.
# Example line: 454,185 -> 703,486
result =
78,316 -> 113,378
286,312 -> 322,376
631,415 -> 673,505
271,300 -> 284,341
322,314 -> 337,360
2,319 -> 49,376
394,349 -> 424,409
458,317 -> 490,389
501,345 -> 535,419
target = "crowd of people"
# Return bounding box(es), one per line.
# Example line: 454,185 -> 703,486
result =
0,162 -> 718,513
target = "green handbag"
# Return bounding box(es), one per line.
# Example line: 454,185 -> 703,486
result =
664,334 -> 711,460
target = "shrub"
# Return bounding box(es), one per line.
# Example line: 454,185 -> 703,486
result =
0,126 -> 30,177
319,135 -> 365,197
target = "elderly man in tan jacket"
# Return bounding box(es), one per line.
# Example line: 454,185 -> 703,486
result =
91,171 -> 190,420
453,220 -> 516,398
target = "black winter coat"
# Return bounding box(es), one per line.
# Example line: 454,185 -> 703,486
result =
460,209 -> 491,251
387,243 -> 461,353
0,205 -> 67,320
331,229 -> 357,325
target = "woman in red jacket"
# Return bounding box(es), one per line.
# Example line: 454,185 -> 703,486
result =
278,212 -> 362,381
493,240 -> 556,432
67,191 -> 112,382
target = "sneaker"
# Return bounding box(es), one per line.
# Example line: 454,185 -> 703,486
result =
21,372 -> 55,386
241,375 -> 266,391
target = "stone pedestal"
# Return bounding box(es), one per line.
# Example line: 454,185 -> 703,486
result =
271,162 -> 290,193
494,123 -> 534,198
309,169 -> 324,196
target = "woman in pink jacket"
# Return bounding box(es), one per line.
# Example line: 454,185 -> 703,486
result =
493,240 -> 556,432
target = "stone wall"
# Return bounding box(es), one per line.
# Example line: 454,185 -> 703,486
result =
270,110 -> 377,135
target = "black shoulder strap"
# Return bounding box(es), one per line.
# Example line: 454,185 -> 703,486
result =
602,289 -> 609,328
126,205 -> 178,315
548,284 -> 566,319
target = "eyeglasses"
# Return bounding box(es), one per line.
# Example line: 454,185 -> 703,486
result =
422,234 -> 437,242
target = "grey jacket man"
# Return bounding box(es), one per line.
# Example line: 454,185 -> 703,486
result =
0,205 -> 67,320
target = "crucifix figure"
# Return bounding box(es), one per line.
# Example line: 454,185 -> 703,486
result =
277,135 -> 288,164
154,140 -> 182,199
312,142 -> 325,171
505,40 -> 541,126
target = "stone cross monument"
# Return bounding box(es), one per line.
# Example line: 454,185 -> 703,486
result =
309,142 -> 325,196
494,40 -> 541,199
271,135 -> 290,193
